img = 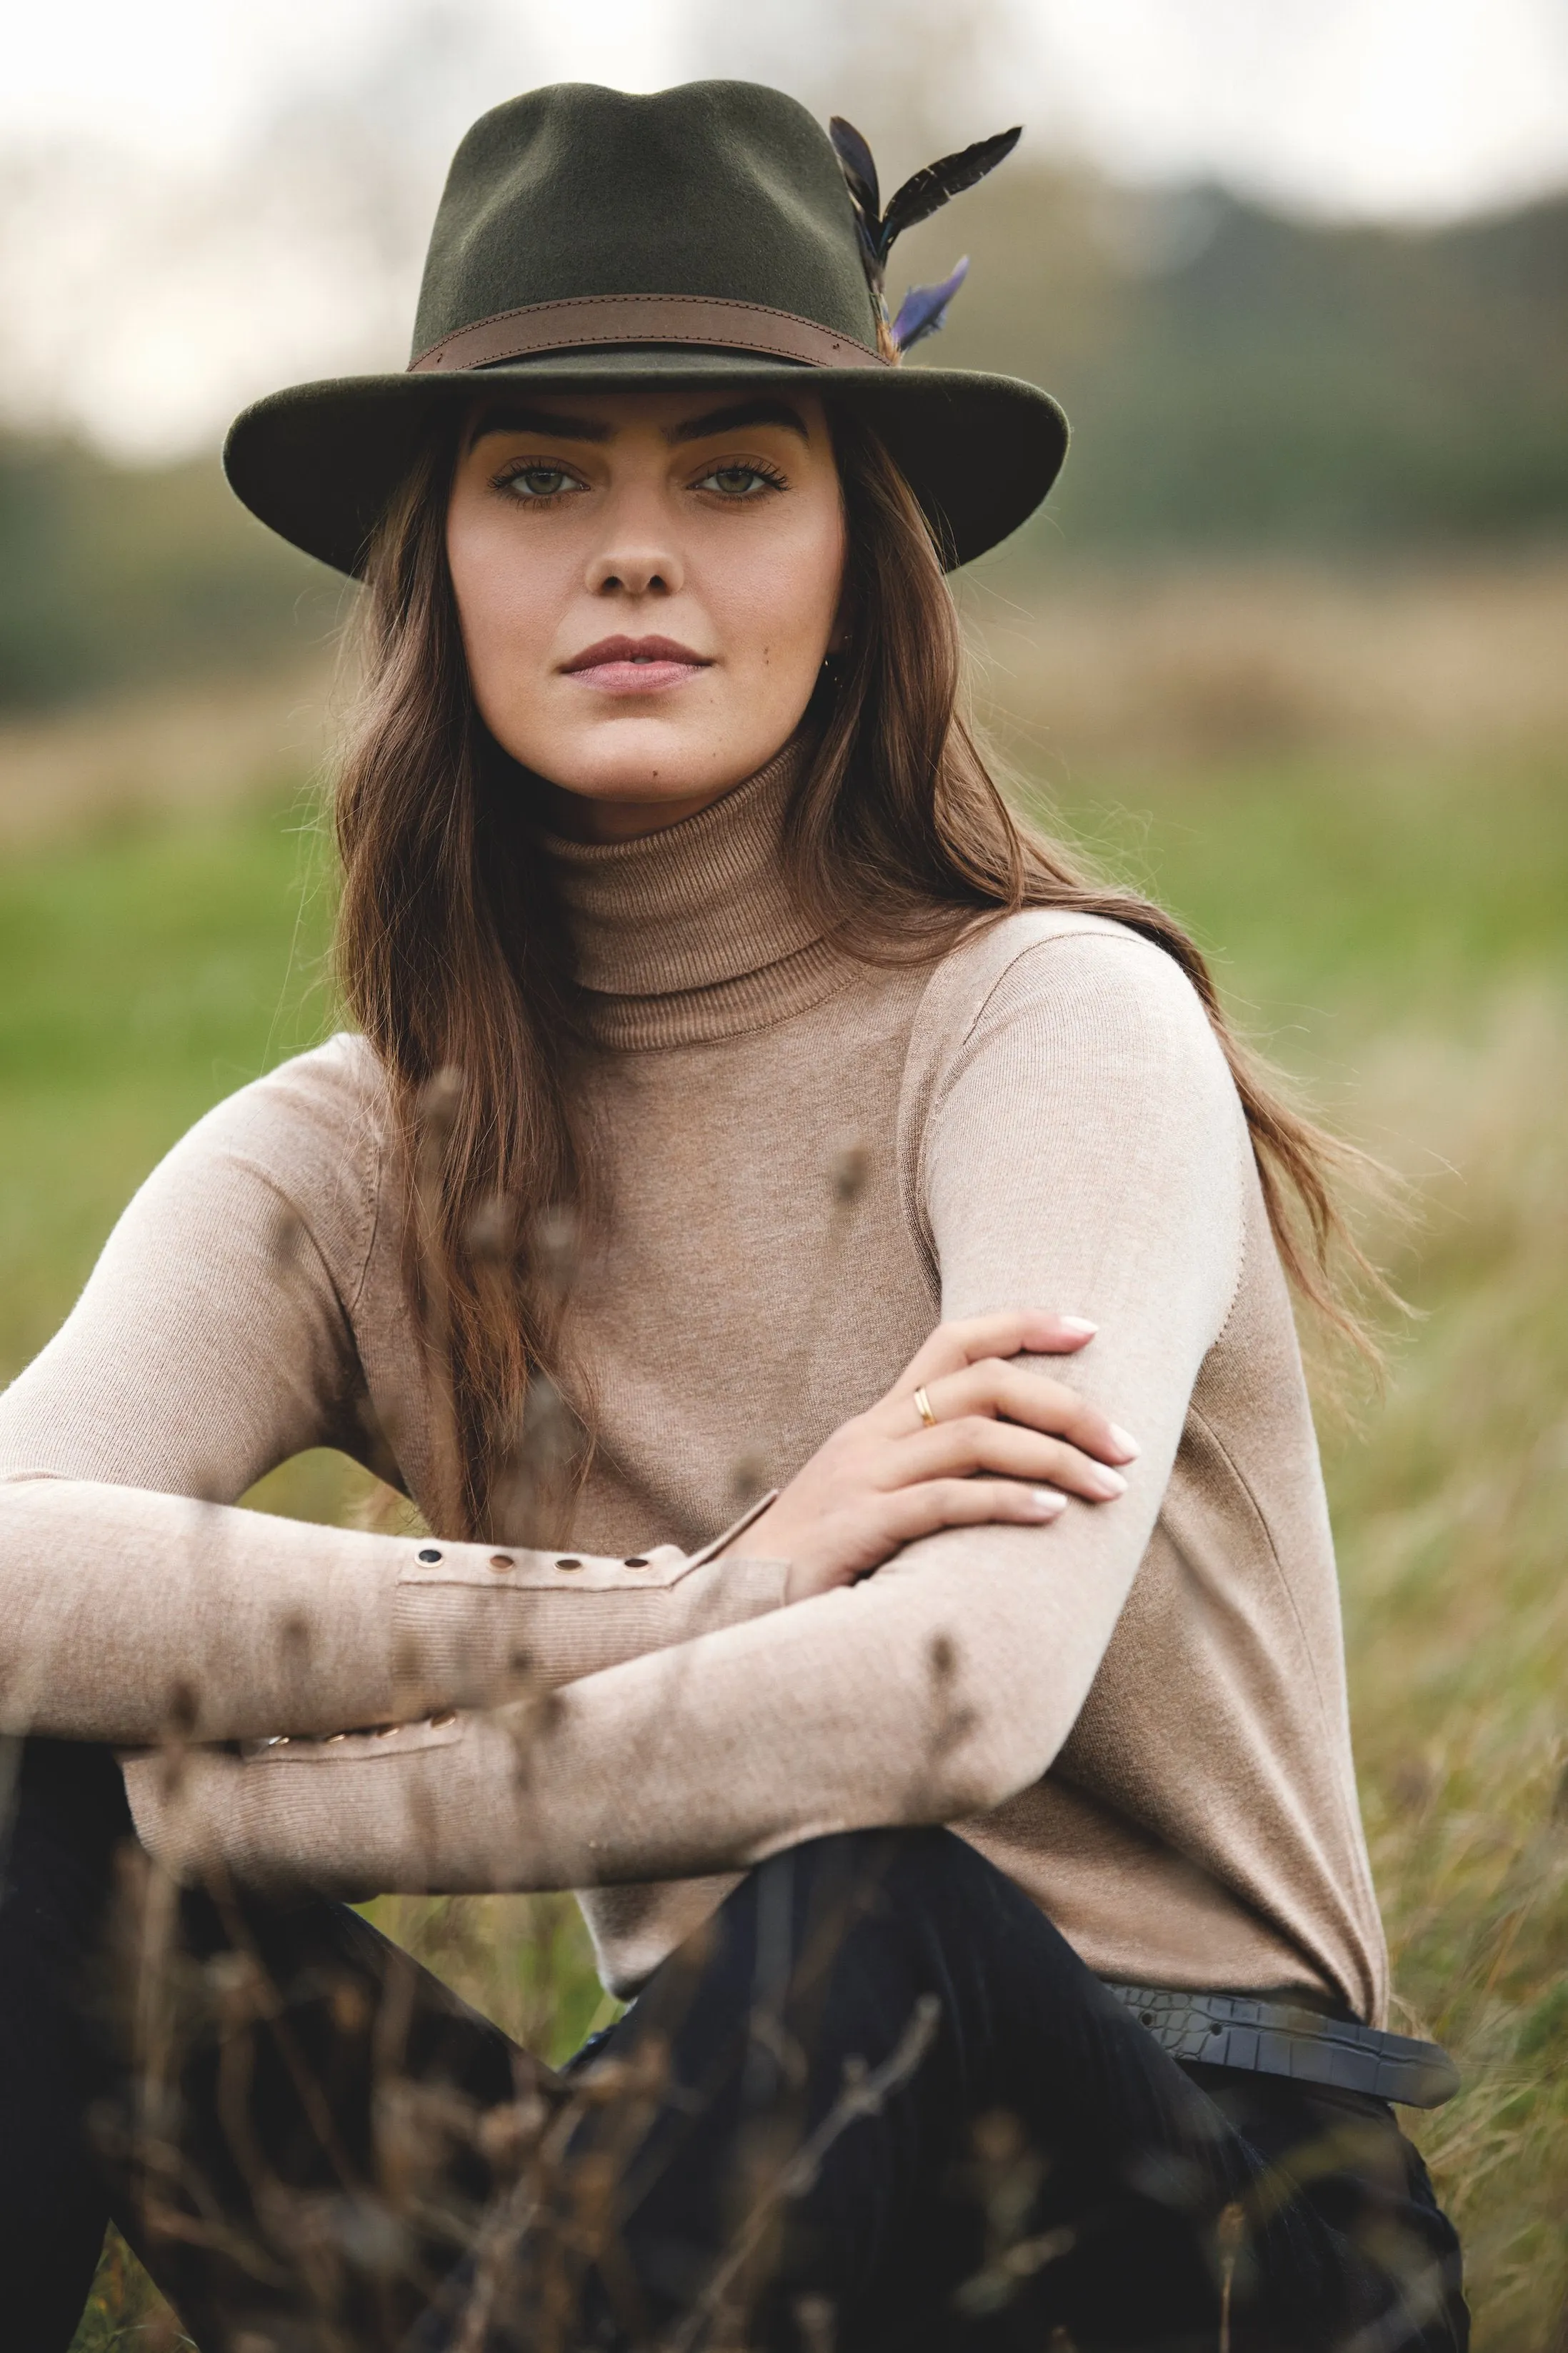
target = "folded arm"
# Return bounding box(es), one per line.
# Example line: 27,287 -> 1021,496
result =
139,927 -> 1251,1894
2,1029 -> 1141,1751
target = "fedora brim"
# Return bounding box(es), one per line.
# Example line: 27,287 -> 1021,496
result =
223,346 -> 1069,577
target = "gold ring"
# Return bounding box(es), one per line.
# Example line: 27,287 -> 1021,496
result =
913,1386 -> 938,1429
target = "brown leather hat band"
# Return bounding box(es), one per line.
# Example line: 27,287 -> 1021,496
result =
409,293 -> 890,376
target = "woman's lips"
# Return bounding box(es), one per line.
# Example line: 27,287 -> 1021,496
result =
561,635 -> 712,695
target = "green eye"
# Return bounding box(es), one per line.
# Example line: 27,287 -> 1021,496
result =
699,465 -> 777,498
504,465 -> 574,499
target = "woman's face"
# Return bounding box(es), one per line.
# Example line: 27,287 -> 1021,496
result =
446,385 -> 847,841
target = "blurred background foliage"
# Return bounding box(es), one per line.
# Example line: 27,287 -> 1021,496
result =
0,436 -> 327,712
907,176 -> 1568,548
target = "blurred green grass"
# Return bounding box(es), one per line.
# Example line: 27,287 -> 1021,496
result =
0,798 -> 333,1380
1,725 -> 1561,2348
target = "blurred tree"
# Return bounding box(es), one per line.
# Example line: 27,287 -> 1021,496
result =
891,176 -> 1568,551
0,433 -> 328,711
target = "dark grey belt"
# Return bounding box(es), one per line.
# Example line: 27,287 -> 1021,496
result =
1105,1983 -> 1459,2109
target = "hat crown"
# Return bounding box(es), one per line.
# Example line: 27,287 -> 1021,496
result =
412,81 -> 881,363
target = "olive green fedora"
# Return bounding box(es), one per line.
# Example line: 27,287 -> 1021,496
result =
224,80 -> 1069,574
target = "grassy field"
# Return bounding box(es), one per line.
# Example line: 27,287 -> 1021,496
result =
0,579 -> 1562,2347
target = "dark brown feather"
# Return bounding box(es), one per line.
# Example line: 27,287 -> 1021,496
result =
879,126 -> 1022,252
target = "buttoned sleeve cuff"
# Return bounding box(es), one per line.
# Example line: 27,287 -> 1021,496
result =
385,1495 -> 787,1701
124,1506 -> 792,1885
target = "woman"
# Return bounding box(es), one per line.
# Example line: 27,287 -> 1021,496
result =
0,79 -> 1464,2353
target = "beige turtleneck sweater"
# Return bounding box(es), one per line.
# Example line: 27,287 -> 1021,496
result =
0,752 -> 1388,2020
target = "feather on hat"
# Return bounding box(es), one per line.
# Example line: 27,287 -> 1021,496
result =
829,119 -> 1021,352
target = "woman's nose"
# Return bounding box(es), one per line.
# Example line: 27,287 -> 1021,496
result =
584,499 -> 685,598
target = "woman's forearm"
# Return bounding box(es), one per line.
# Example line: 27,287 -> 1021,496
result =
0,1042 -> 789,1746
126,1511 -> 1159,1896
0,1473 -> 785,1746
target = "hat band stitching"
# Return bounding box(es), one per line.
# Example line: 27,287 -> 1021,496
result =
409,294 -> 890,376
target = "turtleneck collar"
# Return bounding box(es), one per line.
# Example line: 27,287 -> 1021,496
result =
539,738 -> 857,1050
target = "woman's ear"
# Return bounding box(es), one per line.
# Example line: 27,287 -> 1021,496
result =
828,581 -> 857,657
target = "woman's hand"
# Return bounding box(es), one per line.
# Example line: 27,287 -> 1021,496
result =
729,1311 -> 1139,1604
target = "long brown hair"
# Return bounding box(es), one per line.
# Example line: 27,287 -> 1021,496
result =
335,407 -> 1377,1541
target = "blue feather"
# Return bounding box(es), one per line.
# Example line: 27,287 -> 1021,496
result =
891,257 -> 970,352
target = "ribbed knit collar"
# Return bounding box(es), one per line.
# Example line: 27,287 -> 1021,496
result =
540,739 -> 856,1050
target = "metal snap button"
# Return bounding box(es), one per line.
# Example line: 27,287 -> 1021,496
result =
416,1548 -> 442,1563
555,1557 -> 583,1572
624,1556 -> 650,1568
489,1553 -> 515,1573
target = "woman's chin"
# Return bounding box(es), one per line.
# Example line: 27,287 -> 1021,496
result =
532,725 -> 794,806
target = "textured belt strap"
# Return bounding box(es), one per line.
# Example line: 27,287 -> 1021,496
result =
1106,1983 -> 1459,2109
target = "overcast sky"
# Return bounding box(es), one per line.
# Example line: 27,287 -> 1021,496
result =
4,0 -> 1567,457
10,0 -> 1568,212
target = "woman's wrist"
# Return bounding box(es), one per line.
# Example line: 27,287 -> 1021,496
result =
711,1312 -> 1138,1608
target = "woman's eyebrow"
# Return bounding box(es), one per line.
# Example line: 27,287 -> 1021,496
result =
466,403 -> 614,448
666,399 -> 810,444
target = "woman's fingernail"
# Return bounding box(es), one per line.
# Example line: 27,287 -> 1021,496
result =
1088,1467 -> 1128,1497
1056,1315 -> 1097,1336
1029,1489 -> 1067,1516
1108,1425 -> 1140,1458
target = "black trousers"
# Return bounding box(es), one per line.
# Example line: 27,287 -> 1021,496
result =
0,1740 -> 1466,2353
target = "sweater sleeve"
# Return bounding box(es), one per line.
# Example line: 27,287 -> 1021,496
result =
0,1040 -> 786,1746
134,927 -> 1251,1897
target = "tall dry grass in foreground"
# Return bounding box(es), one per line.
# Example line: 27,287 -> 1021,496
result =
1332,999 -> 1568,2343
